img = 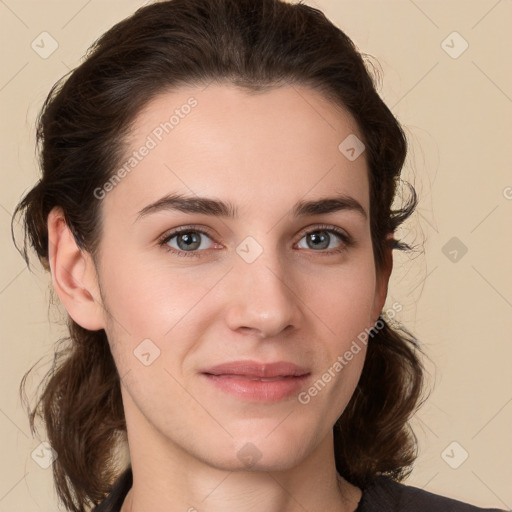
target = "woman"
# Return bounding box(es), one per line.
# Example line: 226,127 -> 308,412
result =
12,0 -> 507,511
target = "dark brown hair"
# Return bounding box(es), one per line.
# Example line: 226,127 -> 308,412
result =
12,1 -> 428,511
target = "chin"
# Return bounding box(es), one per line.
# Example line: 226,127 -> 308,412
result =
201,435 -> 310,473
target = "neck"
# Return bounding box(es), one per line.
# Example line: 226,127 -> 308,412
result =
121,474 -> 361,512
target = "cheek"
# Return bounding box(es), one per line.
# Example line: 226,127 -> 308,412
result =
99,251 -> 205,337
303,258 -> 377,337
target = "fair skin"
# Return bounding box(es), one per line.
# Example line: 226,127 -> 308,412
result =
47,83 -> 392,512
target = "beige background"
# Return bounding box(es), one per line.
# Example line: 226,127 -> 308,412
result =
1,0 -> 511,510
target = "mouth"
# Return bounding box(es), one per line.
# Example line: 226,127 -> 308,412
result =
200,360 -> 310,378
199,360 -> 311,402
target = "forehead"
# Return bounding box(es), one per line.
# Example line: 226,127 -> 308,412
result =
104,83 -> 370,221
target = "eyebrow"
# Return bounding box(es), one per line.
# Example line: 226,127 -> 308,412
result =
135,192 -> 368,222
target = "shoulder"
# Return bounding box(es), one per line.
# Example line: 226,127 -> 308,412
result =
358,474 -> 509,512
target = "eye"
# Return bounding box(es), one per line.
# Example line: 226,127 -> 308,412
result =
158,227 -> 218,258
295,225 -> 352,254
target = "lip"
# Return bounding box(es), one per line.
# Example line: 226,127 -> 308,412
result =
201,360 -> 310,378
200,360 -> 311,402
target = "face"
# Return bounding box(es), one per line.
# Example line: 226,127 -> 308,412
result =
91,83 -> 389,472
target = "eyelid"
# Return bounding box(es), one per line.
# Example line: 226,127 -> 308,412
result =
158,224 -> 216,241
296,223 -> 350,240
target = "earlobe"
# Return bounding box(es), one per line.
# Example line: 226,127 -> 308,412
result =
47,207 -> 105,331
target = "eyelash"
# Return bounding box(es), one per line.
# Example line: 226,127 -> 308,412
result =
157,224 -> 354,258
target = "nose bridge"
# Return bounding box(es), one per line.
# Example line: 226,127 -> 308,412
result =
224,237 -> 300,337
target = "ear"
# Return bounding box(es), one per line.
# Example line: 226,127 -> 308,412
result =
47,207 -> 106,331
371,232 -> 394,323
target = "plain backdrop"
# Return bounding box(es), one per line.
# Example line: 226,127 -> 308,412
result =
1,0 -> 511,510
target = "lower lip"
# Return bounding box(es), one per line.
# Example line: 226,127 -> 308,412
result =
201,374 -> 310,402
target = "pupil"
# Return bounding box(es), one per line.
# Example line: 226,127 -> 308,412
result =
179,232 -> 200,250
309,231 -> 329,250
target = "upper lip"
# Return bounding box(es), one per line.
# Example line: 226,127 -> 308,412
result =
201,360 -> 310,378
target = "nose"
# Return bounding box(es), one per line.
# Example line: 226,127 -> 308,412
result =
223,249 -> 302,339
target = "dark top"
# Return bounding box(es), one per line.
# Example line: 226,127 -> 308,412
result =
92,466 -> 509,512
